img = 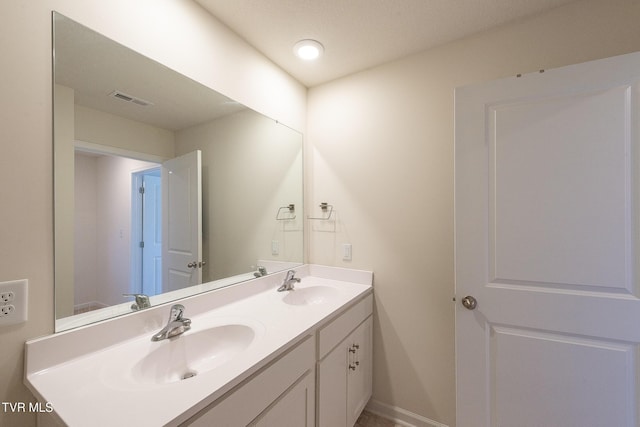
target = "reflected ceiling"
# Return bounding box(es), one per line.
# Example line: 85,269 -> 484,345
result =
54,16 -> 245,131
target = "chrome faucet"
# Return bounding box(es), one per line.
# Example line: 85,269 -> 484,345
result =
123,293 -> 151,311
277,270 -> 301,292
151,304 -> 191,341
253,266 -> 268,278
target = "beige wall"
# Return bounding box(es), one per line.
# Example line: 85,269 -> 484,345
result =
307,0 -> 640,425
74,105 -> 176,159
94,156 -> 159,306
0,1 -> 305,426
176,110 -> 304,281
73,152 -> 98,309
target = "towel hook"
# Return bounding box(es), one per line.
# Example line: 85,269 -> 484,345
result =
276,204 -> 296,220
307,202 -> 334,220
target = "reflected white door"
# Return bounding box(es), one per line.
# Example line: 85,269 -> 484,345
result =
455,52 -> 640,427
162,150 -> 202,292
142,172 -> 162,295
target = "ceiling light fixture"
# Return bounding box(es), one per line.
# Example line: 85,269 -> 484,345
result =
293,39 -> 324,61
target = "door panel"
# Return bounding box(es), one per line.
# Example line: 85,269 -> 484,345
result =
252,372 -> 315,427
455,52 -> 640,427
490,327 -> 636,427
490,87 -> 631,290
318,338 -> 347,427
161,150 -> 202,292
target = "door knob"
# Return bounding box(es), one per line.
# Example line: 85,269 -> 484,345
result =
187,261 -> 198,268
461,295 -> 477,310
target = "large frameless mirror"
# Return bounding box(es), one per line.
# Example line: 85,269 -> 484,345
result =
53,12 -> 304,331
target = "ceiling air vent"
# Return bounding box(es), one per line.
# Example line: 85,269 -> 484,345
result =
109,90 -> 153,107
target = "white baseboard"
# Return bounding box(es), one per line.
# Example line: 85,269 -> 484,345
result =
73,301 -> 108,314
365,399 -> 449,427
74,301 -> 106,310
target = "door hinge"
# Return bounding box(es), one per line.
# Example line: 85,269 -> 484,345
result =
139,241 -> 144,248
139,186 -> 145,194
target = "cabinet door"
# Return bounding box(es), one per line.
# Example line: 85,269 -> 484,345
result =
318,315 -> 373,427
318,338 -> 348,427
251,371 -> 315,427
347,316 -> 373,427
183,336 -> 314,426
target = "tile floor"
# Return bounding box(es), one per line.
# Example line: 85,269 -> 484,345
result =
356,410 -> 404,427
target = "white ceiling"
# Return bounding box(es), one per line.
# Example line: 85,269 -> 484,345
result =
195,0 -> 582,87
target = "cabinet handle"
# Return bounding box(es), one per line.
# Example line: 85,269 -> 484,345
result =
348,343 -> 362,371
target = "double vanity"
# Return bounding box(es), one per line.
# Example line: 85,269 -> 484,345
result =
25,265 -> 373,426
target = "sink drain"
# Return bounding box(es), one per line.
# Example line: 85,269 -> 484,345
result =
182,371 -> 197,380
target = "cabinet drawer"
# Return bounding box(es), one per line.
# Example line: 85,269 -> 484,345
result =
183,335 -> 315,426
318,293 -> 373,359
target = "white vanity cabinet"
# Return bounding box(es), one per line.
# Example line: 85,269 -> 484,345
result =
317,294 -> 373,427
182,335 -> 316,427
25,267 -> 374,427
183,293 -> 373,427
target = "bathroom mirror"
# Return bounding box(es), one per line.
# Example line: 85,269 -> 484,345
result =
53,12 -> 303,331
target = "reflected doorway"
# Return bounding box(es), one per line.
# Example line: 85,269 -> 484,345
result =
71,146 -> 201,317
73,149 -> 159,314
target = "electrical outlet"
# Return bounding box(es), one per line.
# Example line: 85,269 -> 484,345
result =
0,279 -> 27,326
0,291 -> 14,303
0,305 -> 15,316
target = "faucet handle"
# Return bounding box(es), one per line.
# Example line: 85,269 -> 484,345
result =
286,270 -> 301,283
123,294 -> 151,310
169,304 -> 185,321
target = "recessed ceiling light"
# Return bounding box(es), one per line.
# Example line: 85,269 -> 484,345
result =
293,39 -> 324,61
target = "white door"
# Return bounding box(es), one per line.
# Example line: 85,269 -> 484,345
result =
455,52 -> 640,427
141,172 -> 162,295
162,150 -> 202,292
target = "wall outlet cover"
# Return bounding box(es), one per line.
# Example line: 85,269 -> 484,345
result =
0,279 -> 28,326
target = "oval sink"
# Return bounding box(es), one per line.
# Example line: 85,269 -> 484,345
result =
282,286 -> 340,306
131,324 -> 255,384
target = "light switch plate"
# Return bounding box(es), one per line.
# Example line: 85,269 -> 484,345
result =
342,243 -> 352,261
0,279 -> 28,326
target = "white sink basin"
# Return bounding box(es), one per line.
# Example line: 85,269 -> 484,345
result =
282,286 -> 340,306
131,324 -> 255,385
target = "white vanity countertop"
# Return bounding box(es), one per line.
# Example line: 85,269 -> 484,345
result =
54,261 -> 301,332
24,265 -> 373,427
